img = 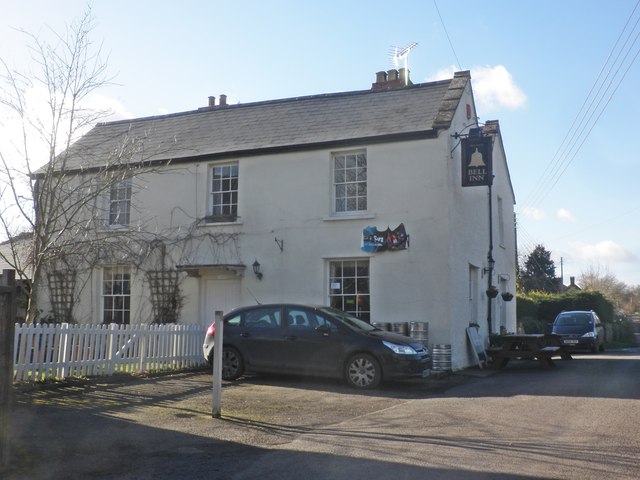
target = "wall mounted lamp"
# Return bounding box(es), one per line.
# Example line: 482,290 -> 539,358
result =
252,259 -> 263,280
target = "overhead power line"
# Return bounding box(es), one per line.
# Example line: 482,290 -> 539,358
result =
433,0 -> 462,70
524,0 -> 640,208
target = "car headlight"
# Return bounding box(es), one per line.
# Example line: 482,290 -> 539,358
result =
383,340 -> 417,355
582,331 -> 596,338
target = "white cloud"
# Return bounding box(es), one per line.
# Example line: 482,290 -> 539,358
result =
472,65 -> 527,112
557,208 -> 576,222
521,206 -> 546,221
569,240 -> 639,263
84,93 -> 134,123
426,66 -> 459,82
426,64 -> 527,113
1,87 -> 132,171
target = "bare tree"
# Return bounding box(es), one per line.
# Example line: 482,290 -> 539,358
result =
579,266 -> 638,315
0,9 -> 127,322
0,10 -> 242,325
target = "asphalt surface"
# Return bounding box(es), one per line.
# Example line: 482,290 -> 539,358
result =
4,347 -> 640,480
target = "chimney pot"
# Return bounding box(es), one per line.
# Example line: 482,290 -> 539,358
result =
399,67 -> 410,85
208,96 -> 216,107
375,71 -> 387,83
387,69 -> 399,81
219,94 -> 227,106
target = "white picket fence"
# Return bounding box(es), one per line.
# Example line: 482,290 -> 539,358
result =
13,322 -> 207,382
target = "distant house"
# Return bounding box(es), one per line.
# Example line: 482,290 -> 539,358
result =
0,232 -> 33,323
35,68 -> 517,370
562,276 -> 582,292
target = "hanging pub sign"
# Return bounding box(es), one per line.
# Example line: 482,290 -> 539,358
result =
461,136 -> 493,187
361,223 -> 408,252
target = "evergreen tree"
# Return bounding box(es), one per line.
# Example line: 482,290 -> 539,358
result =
521,244 -> 557,293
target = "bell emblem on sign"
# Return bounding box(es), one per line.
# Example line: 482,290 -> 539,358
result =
469,147 -> 485,167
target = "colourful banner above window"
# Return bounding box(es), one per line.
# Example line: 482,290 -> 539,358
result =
461,136 -> 493,187
361,223 -> 408,252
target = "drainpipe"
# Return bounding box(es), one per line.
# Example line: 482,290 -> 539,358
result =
486,181 -> 495,334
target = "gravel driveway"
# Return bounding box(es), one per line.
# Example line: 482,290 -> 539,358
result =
5,368 -> 468,479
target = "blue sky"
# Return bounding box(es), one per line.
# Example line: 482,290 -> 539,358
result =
2,0 -> 640,286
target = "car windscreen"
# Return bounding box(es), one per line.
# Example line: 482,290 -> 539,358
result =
319,307 -> 377,333
555,313 -> 593,326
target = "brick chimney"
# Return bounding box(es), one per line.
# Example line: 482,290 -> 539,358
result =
200,94 -> 229,111
371,68 -> 412,90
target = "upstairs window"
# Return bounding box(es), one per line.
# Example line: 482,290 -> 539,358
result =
333,151 -> 367,213
108,178 -> 132,227
210,164 -> 238,221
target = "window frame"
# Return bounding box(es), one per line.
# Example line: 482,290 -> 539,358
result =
328,258 -> 370,322
209,163 -> 239,222
102,265 -> 131,325
107,178 -> 132,228
332,150 -> 367,215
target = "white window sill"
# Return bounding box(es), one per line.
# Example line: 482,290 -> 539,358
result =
323,212 -> 376,222
98,225 -> 131,233
199,220 -> 244,227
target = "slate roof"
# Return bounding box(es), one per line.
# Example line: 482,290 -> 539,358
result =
55,71 -> 471,173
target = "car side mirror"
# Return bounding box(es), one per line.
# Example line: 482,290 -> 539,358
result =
315,325 -> 331,335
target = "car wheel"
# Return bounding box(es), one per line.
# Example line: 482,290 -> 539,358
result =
221,346 -> 244,381
345,353 -> 381,389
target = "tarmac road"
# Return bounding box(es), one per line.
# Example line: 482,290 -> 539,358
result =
4,347 -> 640,480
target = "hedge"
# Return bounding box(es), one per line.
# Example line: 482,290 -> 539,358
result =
516,290 -> 614,334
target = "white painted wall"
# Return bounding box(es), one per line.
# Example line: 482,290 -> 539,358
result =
51,87 -> 517,371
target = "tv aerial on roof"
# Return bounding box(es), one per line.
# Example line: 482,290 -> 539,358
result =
390,42 -> 418,70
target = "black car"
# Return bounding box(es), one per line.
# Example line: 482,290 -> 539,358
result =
551,310 -> 605,353
203,304 -> 431,389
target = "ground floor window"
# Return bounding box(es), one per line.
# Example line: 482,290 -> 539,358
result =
329,259 -> 370,321
102,265 -> 131,324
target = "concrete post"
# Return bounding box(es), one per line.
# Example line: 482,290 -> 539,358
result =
211,310 -> 224,418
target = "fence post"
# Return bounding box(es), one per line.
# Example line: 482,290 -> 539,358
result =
1,269 -> 17,470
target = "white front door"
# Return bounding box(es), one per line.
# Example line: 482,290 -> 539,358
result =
201,278 -> 241,328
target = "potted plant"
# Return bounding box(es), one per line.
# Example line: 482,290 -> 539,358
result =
501,292 -> 514,301
486,286 -> 499,298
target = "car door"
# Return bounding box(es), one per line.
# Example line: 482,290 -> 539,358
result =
594,314 -> 605,346
236,306 -> 285,371
282,307 -> 345,377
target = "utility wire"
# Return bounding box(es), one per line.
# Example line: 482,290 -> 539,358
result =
433,0 -> 462,70
538,13 -> 640,204
524,0 -> 640,208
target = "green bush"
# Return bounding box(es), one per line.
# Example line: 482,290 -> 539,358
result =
516,290 -> 617,335
609,316 -> 636,346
